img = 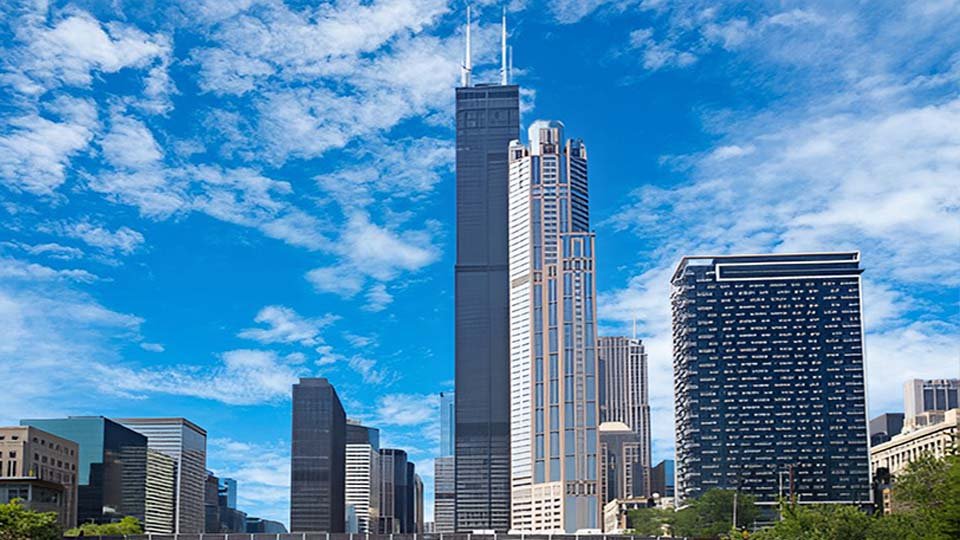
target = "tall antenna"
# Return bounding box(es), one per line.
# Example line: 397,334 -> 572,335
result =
500,7 -> 508,85
461,5 -> 472,87
508,44 -> 513,84
632,317 -> 637,340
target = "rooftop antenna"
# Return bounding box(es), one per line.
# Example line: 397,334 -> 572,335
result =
632,317 -> 638,340
500,7 -> 508,85
508,44 -> 513,84
461,5 -> 472,87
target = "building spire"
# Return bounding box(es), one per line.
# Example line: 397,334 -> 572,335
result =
500,7 -> 508,85
461,5 -> 472,87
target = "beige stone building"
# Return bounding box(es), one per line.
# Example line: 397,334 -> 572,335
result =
870,408 -> 959,478
0,426 -> 79,527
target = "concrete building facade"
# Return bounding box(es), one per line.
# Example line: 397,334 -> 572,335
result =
0,426 -> 78,528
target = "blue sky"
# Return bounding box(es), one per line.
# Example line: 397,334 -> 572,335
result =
1,0 -> 958,527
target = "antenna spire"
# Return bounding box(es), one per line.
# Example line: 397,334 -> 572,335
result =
500,7 -> 508,85
461,5 -> 472,87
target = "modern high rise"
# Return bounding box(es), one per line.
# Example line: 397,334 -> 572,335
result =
116,418 -> 207,533
414,472 -> 424,533
378,448 -> 411,534
289,378 -> 346,532
440,391 -> 455,457
598,422 -> 644,506
21,416 -> 148,526
345,421 -> 380,533
904,379 -> 959,426
454,26 -> 520,529
0,425 -> 79,528
120,446 -> 176,533
508,120 -> 600,532
597,336 -> 652,497
672,252 -> 872,507
435,392 -> 456,533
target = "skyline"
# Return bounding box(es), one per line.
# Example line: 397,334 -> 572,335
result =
2,0 -> 959,529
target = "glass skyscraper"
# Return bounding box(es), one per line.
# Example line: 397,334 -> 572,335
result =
435,391 -> 455,532
598,336 -> 652,498
508,120 -> 600,532
21,416 -> 149,527
289,378 -> 346,532
115,417 -> 207,533
454,79 -> 519,532
345,421 -> 380,533
671,252 -> 872,507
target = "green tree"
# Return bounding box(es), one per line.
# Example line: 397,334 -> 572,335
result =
666,489 -> 759,538
65,516 -> 143,537
751,504 -> 871,540
0,500 -> 62,540
627,507 -> 674,536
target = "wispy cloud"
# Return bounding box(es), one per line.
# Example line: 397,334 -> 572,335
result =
238,305 -> 339,347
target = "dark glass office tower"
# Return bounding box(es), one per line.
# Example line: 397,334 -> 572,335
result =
378,448 -> 409,534
454,82 -> 519,532
290,378 -> 346,532
672,252 -> 871,507
21,416 -> 147,525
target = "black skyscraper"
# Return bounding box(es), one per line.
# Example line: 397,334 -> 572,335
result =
454,83 -> 519,532
672,252 -> 872,507
290,378 -> 346,532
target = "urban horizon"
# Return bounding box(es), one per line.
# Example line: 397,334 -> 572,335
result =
1,0 -> 958,536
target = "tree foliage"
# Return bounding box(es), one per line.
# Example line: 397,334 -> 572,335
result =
628,489 -> 758,538
65,516 -> 143,537
0,500 -> 61,540
750,451 -> 960,540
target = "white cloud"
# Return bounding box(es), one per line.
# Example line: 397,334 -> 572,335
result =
374,393 -> 439,427
59,221 -> 146,256
100,114 -> 163,169
139,342 -> 164,352
1,241 -> 84,260
305,265 -> 365,297
9,10 -> 170,94
238,305 -> 338,347
629,28 -> 697,71
363,283 -> 394,312
0,257 -> 99,283
108,349 -> 305,405
348,356 -> 391,385
0,97 -> 97,195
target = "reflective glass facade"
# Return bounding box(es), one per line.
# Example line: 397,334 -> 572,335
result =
454,83 -> 519,532
21,417 -> 147,525
290,378 -> 346,532
671,253 -> 871,506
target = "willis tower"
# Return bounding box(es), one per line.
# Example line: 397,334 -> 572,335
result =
454,7 -> 518,532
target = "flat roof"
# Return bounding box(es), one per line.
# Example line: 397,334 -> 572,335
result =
671,251 -> 861,282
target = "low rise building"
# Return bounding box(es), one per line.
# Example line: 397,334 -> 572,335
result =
870,408 -> 959,513
602,497 -> 649,533
0,426 -> 79,528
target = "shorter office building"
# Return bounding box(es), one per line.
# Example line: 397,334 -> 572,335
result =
871,408 -> 959,478
345,421 -> 380,534
246,517 -> 288,533
650,460 -> 674,498
120,446 -> 176,533
602,498 -> 649,533
904,379 -> 959,420
869,413 -> 905,446
599,422 -> 646,506
0,426 -> 79,527
433,456 -> 455,532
